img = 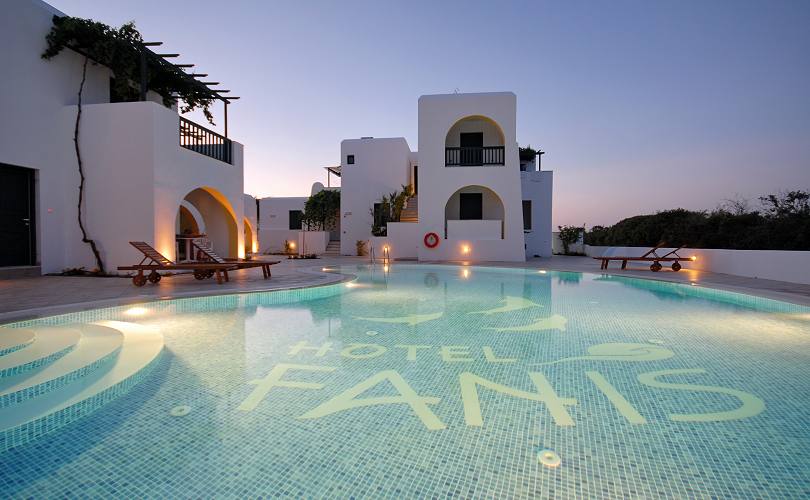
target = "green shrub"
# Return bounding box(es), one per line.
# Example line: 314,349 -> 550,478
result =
584,191 -> 810,250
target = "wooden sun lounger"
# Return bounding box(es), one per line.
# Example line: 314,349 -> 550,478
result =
117,241 -> 277,286
192,239 -> 279,277
593,242 -> 693,272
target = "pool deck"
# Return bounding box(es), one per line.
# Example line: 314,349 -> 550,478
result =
1,255 -> 809,323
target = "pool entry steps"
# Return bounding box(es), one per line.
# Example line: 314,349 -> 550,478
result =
0,321 -> 164,452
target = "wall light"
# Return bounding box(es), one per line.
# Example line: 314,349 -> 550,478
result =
289,241 -> 296,249
461,244 -> 471,255
690,256 -> 697,261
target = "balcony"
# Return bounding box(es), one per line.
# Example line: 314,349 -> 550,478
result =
445,146 -> 504,166
180,117 -> 233,164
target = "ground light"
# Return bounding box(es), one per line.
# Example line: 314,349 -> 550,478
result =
538,449 -> 561,468
538,270 -> 547,274
124,306 -> 149,317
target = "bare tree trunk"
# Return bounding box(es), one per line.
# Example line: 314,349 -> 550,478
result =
74,56 -> 105,274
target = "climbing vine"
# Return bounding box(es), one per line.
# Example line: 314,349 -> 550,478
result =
41,16 -> 221,273
42,16 -> 217,122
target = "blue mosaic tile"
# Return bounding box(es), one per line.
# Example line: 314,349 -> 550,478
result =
0,266 -> 808,498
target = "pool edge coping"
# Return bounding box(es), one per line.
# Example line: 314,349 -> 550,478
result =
2,262 -> 809,325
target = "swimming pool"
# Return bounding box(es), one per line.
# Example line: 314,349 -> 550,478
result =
1,265 -> 809,498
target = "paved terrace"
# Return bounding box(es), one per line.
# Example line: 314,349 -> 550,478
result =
2,255 -> 809,323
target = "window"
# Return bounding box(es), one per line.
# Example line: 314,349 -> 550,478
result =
522,200 -> 532,230
347,155 -> 355,165
289,210 -> 303,230
459,193 -> 483,220
373,203 -> 388,227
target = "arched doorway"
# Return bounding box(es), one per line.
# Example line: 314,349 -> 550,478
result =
178,187 -> 239,259
444,185 -> 505,239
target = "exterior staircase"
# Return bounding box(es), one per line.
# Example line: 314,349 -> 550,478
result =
323,241 -> 341,256
0,320 -> 163,452
400,196 -> 418,223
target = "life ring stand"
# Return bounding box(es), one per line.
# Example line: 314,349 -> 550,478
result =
424,232 -> 440,249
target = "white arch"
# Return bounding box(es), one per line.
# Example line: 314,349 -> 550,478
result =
179,200 -> 206,234
444,115 -> 506,147
182,187 -> 240,258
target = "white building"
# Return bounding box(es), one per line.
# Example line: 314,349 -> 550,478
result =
0,0 -> 255,274
340,92 -> 553,261
257,182 -> 336,255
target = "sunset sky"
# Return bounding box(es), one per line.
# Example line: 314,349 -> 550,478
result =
49,0 -> 810,227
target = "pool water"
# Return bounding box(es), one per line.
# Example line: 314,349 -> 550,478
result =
2,265 -> 810,498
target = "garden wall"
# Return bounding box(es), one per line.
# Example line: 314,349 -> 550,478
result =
585,246 -> 810,284
259,229 -> 329,255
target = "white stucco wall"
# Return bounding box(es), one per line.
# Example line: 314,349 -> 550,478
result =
339,137 -> 412,255
522,170 -> 553,257
0,0 -> 246,273
416,92 -> 526,262
74,101 -> 246,270
298,231 -> 329,255
258,197 -> 307,230
585,246 -> 810,284
368,222 -> 423,260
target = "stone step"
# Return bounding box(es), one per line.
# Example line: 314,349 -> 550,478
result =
0,320 -> 163,452
324,241 -> 341,255
0,327 -> 80,378
0,328 -> 36,356
0,324 -> 124,409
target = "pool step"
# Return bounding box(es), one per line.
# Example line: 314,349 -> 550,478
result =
0,321 -> 163,452
0,328 -> 36,356
0,326 -> 80,378
0,324 -> 124,408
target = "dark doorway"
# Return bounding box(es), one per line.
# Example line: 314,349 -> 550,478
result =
0,164 -> 36,266
413,165 -> 418,195
459,132 -> 483,165
289,210 -> 303,230
459,193 -> 483,220
522,200 -> 532,230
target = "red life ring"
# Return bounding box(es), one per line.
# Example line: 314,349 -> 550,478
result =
424,232 -> 440,248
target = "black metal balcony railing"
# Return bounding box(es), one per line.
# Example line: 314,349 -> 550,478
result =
445,146 -> 505,166
180,117 -> 233,164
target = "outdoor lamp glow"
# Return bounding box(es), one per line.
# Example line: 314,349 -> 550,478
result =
124,306 -> 149,317
691,256 -> 697,261
289,241 -> 296,249
461,244 -> 471,255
